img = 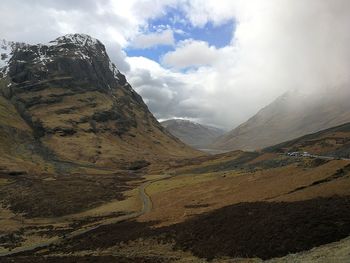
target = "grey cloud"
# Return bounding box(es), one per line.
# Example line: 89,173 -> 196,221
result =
28,0 -> 106,11
127,68 -> 215,122
106,43 -> 130,72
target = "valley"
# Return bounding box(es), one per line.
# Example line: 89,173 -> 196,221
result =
1,133 -> 350,262
1,33 -> 350,262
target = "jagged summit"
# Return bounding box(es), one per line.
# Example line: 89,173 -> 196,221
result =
0,34 -> 121,81
49,33 -> 102,47
1,33 -> 125,93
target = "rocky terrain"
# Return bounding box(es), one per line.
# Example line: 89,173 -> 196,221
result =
212,88 -> 350,151
161,119 -> 224,150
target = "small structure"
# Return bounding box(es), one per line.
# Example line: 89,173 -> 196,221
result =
302,152 -> 311,157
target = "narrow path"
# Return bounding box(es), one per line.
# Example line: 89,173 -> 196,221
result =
0,174 -> 171,257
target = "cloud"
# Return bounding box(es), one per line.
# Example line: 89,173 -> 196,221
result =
126,57 -> 189,119
181,0 -> 236,27
161,39 -> 220,68
131,29 -> 175,49
125,56 -> 218,123
105,42 -> 130,72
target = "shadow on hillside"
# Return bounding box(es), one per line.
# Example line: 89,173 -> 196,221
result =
26,196 -> 350,261
165,196 -> 350,260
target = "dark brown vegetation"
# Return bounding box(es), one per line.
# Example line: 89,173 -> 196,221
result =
0,230 -> 25,250
0,171 -> 140,217
50,220 -> 156,253
166,196 -> 350,260
1,255 -> 169,263
42,196 -> 350,261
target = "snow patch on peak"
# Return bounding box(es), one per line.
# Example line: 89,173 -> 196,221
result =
49,34 -> 101,48
0,39 -> 15,77
109,61 -> 120,80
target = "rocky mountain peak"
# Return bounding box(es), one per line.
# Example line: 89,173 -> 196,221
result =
1,34 -> 127,93
49,33 -> 102,48
0,34 -> 197,165
0,33 -> 122,86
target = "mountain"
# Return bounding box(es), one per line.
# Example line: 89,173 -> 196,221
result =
0,34 -> 198,170
212,88 -> 350,151
161,119 -> 225,149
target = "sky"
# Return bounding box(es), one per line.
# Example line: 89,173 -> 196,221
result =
1,0 -> 350,129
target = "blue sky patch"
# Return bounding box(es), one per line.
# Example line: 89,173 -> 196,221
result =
125,7 -> 235,62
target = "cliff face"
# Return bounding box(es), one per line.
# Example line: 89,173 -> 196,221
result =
0,34 -> 198,168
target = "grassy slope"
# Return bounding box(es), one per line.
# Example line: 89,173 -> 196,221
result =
264,121 -> 350,157
17,85 -> 200,167
0,81 -> 54,174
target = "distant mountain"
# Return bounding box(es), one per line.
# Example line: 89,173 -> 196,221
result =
0,34 -> 198,170
212,88 -> 350,151
161,119 -> 225,149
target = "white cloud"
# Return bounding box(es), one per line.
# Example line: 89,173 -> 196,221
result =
181,0 -> 237,27
131,29 -> 175,49
161,39 -> 221,68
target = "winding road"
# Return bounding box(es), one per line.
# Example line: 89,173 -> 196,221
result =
0,174 -> 171,257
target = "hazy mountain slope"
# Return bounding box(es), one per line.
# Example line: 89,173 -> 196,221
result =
0,34 -> 198,169
161,119 -> 224,149
212,89 -> 350,151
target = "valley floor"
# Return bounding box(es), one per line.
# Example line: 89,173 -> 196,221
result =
1,150 -> 350,262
